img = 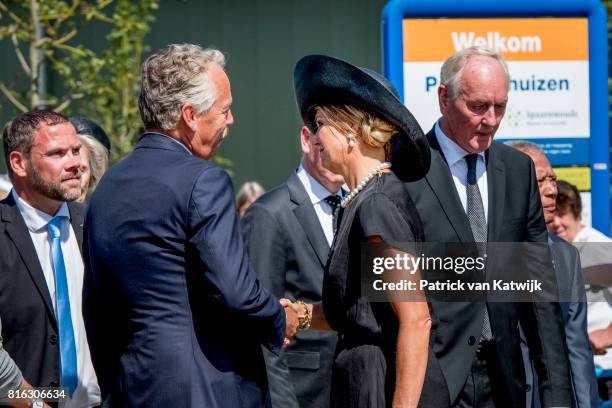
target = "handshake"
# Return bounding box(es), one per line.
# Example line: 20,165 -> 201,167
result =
280,298 -> 313,347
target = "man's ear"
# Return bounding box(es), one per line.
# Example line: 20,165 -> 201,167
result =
438,84 -> 449,116
9,150 -> 28,177
300,126 -> 312,155
181,104 -> 198,132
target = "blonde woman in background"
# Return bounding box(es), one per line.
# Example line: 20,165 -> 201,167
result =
69,116 -> 110,203
0,174 -> 11,200
236,181 -> 265,218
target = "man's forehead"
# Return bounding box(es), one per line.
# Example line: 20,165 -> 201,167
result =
459,58 -> 508,91
532,151 -> 550,165
33,121 -> 78,144
463,55 -> 506,76
535,167 -> 555,180
38,121 -> 75,134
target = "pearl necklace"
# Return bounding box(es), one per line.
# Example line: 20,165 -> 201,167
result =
341,162 -> 391,208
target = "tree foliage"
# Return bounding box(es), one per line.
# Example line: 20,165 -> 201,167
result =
0,0 -> 159,161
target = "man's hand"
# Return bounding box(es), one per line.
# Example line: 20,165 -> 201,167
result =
282,299 -> 299,347
589,323 -> 612,355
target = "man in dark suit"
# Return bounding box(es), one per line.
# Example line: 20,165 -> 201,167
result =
83,44 -> 298,408
242,125 -> 344,407
404,47 -> 571,407
509,141 -> 598,408
0,110 -> 99,407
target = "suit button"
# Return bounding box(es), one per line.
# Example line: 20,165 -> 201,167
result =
49,334 -> 58,345
49,381 -> 59,387
468,336 -> 476,346
525,384 -> 532,392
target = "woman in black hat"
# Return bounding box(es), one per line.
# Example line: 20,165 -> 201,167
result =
289,55 -> 449,407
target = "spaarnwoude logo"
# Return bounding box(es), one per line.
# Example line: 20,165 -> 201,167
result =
525,110 -> 579,126
504,108 -> 522,128
526,110 -> 578,120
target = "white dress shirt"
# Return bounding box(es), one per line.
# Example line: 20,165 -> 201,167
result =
572,224 -> 612,370
12,191 -> 100,408
296,166 -> 342,246
574,225 -> 612,244
435,122 -> 489,223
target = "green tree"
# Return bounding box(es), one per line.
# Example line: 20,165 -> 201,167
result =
0,0 -> 159,162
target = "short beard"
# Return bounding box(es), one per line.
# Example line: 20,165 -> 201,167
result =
27,164 -> 81,203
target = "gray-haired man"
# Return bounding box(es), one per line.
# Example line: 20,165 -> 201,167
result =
404,47 -> 572,407
83,44 -> 298,408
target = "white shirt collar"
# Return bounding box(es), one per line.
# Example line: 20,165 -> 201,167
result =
296,165 -> 341,205
11,189 -> 71,232
434,121 -> 485,167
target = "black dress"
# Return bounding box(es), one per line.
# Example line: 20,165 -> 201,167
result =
323,171 -> 450,408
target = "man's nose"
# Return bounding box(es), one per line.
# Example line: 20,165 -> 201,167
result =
66,151 -> 81,172
227,110 -> 234,126
482,106 -> 496,126
543,182 -> 557,197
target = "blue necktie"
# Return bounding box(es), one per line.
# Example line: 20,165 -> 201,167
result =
48,216 -> 78,396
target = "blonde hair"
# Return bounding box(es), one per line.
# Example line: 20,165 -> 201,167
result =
236,181 -> 265,209
78,134 -> 109,192
314,105 -> 397,160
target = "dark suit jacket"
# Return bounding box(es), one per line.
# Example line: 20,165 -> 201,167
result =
242,172 -> 337,408
403,128 -> 571,407
83,133 -> 286,408
0,192 -> 85,391
522,234 -> 599,408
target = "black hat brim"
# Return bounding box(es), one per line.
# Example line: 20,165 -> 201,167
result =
69,115 -> 111,152
294,55 -> 430,181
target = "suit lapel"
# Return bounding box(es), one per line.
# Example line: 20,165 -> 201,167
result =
1,194 -> 57,326
425,131 -> 474,243
67,202 -> 85,256
287,173 -> 330,267
486,145 -> 505,242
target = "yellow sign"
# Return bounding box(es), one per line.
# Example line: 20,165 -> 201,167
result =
554,167 -> 590,191
403,18 -> 588,62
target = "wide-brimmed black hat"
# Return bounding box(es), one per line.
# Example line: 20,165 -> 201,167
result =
69,115 -> 111,152
293,54 -> 430,181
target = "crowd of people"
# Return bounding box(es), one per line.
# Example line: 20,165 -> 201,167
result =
0,42 -> 610,408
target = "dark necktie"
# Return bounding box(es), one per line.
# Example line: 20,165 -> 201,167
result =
48,216 -> 79,396
324,194 -> 341,235
465,154 -> 493,341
